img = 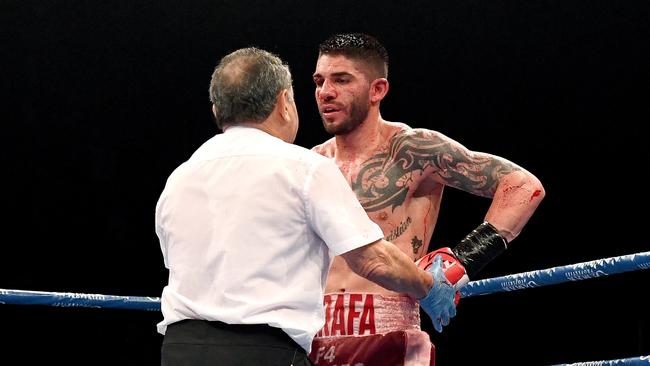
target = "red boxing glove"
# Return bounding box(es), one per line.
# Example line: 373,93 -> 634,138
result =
416,247 -> 469,305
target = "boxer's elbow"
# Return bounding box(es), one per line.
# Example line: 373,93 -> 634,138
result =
532,176 -> 545,203
503,169 -> 546,205
490,170 -> 546,241
522,169 -> 545,199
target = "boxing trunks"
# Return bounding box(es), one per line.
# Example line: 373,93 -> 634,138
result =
309,293 -> 435,366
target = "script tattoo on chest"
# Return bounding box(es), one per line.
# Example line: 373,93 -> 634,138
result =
384,217 -> 412,241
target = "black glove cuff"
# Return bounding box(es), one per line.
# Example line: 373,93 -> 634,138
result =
452,221 -> 508,278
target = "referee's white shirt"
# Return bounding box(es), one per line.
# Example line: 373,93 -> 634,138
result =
155,126 -> 383,352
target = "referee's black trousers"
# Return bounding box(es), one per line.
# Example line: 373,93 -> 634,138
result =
161,319 -> 314,366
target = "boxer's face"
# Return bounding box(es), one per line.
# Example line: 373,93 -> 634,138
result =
313,54 -> 371,135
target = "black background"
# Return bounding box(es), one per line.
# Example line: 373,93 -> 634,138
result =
2,1 -> 649,365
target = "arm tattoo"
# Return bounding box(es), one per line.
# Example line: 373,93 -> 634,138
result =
352,130 -> 517,212
428,131 -> 517,197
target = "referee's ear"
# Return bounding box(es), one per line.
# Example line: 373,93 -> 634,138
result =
275,89 -> 292,122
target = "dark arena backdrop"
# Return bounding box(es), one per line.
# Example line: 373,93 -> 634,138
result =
2,1 -> 649,365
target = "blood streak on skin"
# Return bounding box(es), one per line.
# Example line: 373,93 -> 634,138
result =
422,202 -> 432,253
499,185 -> 531,207
530,189 -> 542,202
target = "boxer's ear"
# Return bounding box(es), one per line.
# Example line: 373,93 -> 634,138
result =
370,78 -> 389,104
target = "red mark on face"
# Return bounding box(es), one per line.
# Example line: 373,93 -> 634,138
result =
530,190 -> 542,202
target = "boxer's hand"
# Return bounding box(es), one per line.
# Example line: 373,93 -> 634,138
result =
416,247 -> 469,305
418,255 -> 457,333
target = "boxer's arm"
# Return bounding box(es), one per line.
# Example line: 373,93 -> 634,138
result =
341,238 -> 433,300
483,169 -> 545,242
391,128 -> 543,281
408,128 -> 544,242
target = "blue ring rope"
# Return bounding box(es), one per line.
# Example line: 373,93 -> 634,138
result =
0,288 -> 161,311
460,251 -> 649,298
1,251 -> 648,311
551,355 -> 650,365
1,251 -> 649,365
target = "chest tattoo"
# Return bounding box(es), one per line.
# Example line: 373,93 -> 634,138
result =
411,236 -> 423,254
346,129 -> 517,210
351,133 -> 439,212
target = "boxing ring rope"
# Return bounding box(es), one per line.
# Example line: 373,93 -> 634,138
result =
2,251 -> 649,365
459,250 -> 650,298
551,356 -> 650,366
0,289 -> 161,311
2,251 -> 647,309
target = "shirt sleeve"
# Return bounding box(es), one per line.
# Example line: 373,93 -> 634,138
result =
304,159 -> 384,256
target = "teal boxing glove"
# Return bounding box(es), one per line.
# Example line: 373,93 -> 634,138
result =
418,254 -> 457,333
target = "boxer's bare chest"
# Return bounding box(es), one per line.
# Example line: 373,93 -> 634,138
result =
334,135 -> 432,214
322,130 -> 447,291
330,130 -> 446,255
